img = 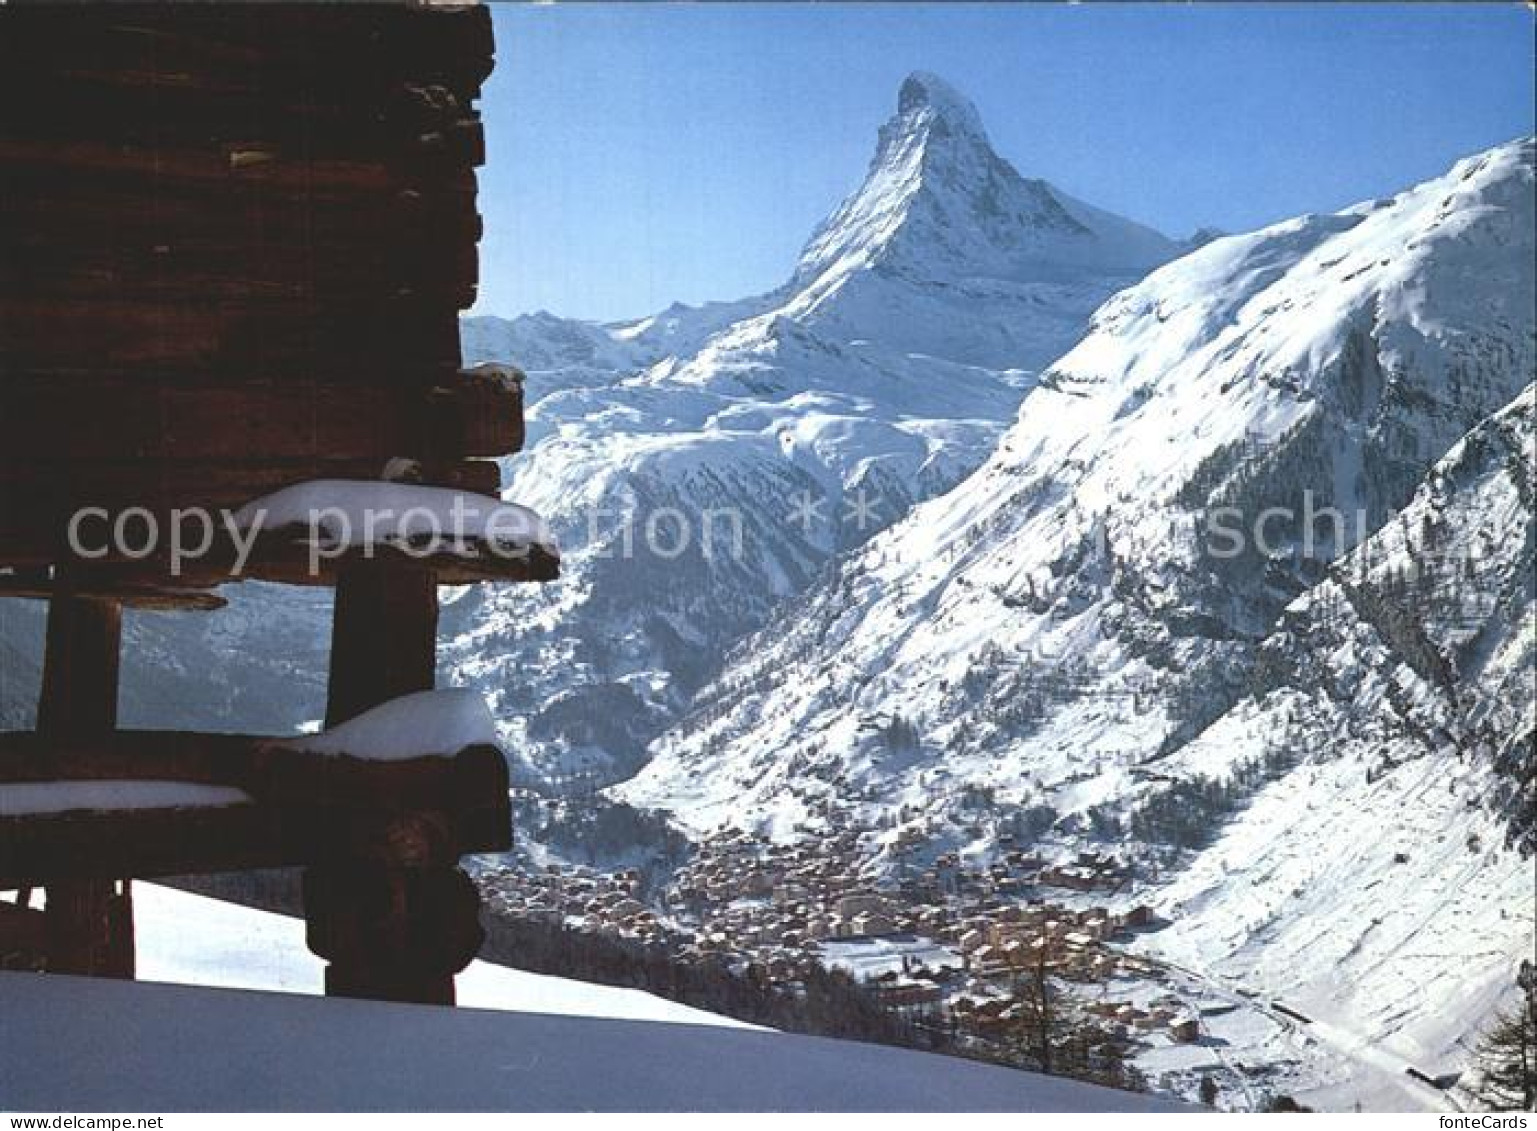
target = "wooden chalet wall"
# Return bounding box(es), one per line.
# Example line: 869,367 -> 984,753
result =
0,1 -> 517,578
0,3 -> 540,1005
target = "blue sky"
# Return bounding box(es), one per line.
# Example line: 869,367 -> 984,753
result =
473,3 -> 1535,322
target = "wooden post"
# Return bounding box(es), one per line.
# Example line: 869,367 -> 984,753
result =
312,559 -> 483,1004
304,847 -> 483,1006
325,560 -> 439,728
104,879 -> 135,978
38,594 -> 134,977
38,594 -> 120,739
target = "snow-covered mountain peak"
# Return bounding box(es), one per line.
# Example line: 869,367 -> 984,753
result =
1052,132 -> 1534,412
793,73 -> 1176,301
896,70 -> 990,144
467,73 -> 1191,392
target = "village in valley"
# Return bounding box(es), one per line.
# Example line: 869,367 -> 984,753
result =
474,807 -> 1238,1096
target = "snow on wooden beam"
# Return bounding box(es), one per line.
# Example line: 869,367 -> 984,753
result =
0,739 -> 511,887
2,478 -> 556,592
0,372 -> 524,568
0,731 -> 510,816
0,0 -> 518,600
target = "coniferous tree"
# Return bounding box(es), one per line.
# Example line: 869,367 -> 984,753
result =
1472,972 -> 1537,1111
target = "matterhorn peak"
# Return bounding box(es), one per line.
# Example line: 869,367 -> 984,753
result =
896,71 -> 989,142
792,72 -> 1176,292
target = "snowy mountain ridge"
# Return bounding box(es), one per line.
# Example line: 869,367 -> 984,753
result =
615,135 -> 1535,1104
436,73 -> 1183,784
1144,383 -> 1535,1101
792,72 -> 1175,293
623,133 -> 1535,829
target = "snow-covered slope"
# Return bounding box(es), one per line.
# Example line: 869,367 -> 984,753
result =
1,970 -> 1187,1112
130,883 -> 751,1029
621,138 -> 1535,1080
4,885 -> 1187,1110
436,73 -> 1179,784
1144,384 -> 1536,1101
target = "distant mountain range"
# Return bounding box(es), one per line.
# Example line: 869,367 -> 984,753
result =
3,73 -> 1178,757
620,132 -> 1536,1090
444,71 -> 1187,784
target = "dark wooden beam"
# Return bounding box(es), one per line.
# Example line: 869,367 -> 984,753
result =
0,538 -> 559,596
0,900 -> 47,965
0,295 -> 464,375
0,373 -> 521,465
0,730 -> 512,887
0,4 -> 496,98
0,732 -> 511,820
1,172 -> 481,258
0,797 -> 510,888
0,134 -> 481,194
1,805 -> 295,889
0,570 -> 228,611
326,561 -> 439,729
35,593 -> 131,977
4,236 -> 479,308
304,861 -> 483,1006
37,596 -> 120,741
0,79 -> 487,171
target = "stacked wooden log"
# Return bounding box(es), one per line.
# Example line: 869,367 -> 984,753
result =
0,2 -> 535,1005
0,731 -> 512,887
0,2 -> 518,583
